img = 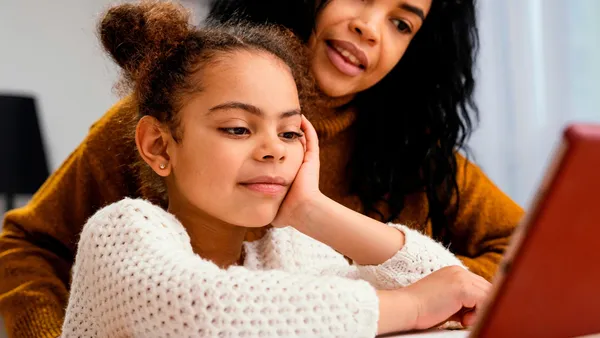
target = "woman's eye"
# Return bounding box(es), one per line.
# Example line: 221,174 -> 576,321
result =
220,127 -> 250,136
280,131 -> 303,140
391,19 -> 412,33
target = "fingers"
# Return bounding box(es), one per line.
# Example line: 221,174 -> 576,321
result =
403,266 -> 493,330
300,115 -> 319,161
455,271 -> 492,326
437,309 -> 476,330
299,133 -> 307,152
461,310 -> 477,327
458,281 -> 487,310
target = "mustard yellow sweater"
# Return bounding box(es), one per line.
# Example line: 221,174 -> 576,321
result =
0,98 -> 523,337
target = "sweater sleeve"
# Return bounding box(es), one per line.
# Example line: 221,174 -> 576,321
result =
245,225 -> 464,290
61,199 -> 380,338
0,98 -> 141,338
354,223 -> 465,289
445,154 -> 524,281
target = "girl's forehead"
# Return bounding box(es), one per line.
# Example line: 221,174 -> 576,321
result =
181,52 -> 300,116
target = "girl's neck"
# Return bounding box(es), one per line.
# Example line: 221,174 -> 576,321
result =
168,198 -> 247,268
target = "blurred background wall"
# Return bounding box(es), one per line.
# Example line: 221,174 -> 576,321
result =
472,0 -> 600,206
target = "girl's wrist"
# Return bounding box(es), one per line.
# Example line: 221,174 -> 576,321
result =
376,289 -> 419,335
288,191 -> 329,233
290,193 -> 407,265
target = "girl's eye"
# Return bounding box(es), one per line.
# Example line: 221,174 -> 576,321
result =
220,127 -> 250,136
280,131 -> 304,140
391,19 -> 412,33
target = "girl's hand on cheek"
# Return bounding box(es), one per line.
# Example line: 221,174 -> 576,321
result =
272,115 -> 323,228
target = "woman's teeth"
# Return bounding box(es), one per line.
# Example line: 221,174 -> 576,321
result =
334,46 -> 362,67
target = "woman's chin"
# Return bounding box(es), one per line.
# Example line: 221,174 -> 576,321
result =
312,63 -> 358,98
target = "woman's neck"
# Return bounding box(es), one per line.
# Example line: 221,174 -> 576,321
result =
307,92 -> 358,141
168,199 -> 247,268
320,93 -> 355,110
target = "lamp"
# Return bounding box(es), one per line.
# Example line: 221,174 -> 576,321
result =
0,94 -> 50,212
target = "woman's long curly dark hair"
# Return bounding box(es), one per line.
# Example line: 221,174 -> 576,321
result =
208,0 -> 479,239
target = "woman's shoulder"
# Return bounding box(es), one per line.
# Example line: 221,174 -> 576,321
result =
452,152 -> 524,224
70,97 -> 141,194
76,97 -> 138,168
454,152 -> 516,200
454,152 -> 502,193
88,96 -> 138,135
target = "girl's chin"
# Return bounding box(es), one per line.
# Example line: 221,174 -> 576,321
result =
228,211 -> 279,229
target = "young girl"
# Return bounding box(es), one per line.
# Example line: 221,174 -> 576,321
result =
60,3 -> 490,337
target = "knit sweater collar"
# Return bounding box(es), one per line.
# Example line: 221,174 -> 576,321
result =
309,95 -> 358,141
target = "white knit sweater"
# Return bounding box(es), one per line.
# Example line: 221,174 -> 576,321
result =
61,198 -> 465,337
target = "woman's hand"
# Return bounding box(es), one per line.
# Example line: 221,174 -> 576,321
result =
272,115 -> 322,228
402,266 -> 492,330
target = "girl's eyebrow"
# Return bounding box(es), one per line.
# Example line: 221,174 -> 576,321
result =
208,101 -> 301,118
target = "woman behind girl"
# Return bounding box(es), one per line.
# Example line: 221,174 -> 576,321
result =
61,2 -> 490,337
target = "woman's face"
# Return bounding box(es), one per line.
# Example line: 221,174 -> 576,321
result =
166,50 -> 304,227
308,0 -> 432,98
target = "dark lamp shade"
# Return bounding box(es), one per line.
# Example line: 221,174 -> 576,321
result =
0,94 -> 50,196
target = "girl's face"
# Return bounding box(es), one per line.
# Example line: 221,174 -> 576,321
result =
165,50 -> 304,227
308,0 -> 432,98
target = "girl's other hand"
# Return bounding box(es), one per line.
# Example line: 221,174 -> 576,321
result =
404,266 -> 492,330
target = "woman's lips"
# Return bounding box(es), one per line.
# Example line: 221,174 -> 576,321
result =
325,39 -> 368,77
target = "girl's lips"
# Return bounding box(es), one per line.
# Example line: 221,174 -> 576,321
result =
239,176 -> 289,196
240,183 -> 287,195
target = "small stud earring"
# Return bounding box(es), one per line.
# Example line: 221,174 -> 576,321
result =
159,163 -> 167,170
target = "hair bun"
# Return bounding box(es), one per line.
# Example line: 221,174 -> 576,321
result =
99,2 -> 191,76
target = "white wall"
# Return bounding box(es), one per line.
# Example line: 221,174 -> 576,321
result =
471,0 -> 600,207
0,0 -> 208,171
0,0 -> 120,170
0,0 -> 208,207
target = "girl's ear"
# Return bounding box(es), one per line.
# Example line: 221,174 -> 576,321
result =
135,116 -> 173,177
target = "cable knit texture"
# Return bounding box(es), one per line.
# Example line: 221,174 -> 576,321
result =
61,199 -> 464,337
